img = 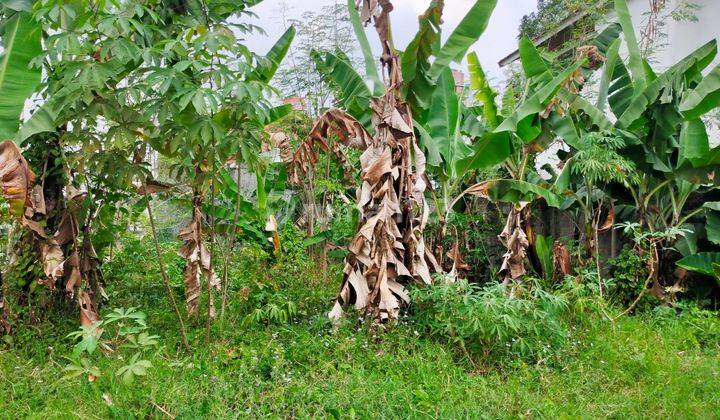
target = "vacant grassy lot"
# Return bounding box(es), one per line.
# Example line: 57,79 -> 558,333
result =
1,242 -> 719,418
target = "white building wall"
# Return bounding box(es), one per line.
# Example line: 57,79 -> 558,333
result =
536,0 -> 720,177
603,0 -> 720,143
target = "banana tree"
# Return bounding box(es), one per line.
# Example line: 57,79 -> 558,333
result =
293,0 -> 457,322
453,35 -> 611,284
312,0 -> 501,269
557,0 -> 720,299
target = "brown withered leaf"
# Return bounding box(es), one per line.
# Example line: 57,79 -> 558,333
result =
178,204 -> 219,316
0,140 -> 36,217
270,132 -> 293,165
577,45 -> 606,70
265,215 -> 281,254
309,109 -> 372,150
289,109 -> 369,184
598,205 -> 615,233
79,291 -> 100,326
446,242 -> 470,272
552,241 -> 572,277
465,181 -> 491,199
30,185 -> 46,216
497,204 -> 530,284
137,179 -> 173,195
178,207 -> 203,315
64,251 -> 82,297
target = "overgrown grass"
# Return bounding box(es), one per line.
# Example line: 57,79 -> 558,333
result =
1,238 -> 719,418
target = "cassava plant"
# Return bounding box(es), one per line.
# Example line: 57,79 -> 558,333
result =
132,1 -> 295,341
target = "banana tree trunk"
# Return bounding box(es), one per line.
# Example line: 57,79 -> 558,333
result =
321,1 -> 440,322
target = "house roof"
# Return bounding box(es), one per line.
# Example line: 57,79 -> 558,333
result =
498,10 -> 592,68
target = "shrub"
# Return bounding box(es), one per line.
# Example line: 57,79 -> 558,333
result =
556,273 -> 606,320
63,307 -> 160,385
608,246 -> 653,309
409,279 -> 570,364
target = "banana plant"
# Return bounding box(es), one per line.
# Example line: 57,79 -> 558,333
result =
312,0 -> 498,165
311,0 -> 500,269
456,34 -> 610,283
555,0 -> 720,296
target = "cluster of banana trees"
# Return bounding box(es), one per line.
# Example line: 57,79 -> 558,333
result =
309,0 -> 720,315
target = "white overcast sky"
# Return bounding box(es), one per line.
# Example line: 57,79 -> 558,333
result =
245,0 -> 537,86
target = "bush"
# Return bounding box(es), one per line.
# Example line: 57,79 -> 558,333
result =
409,279 -> 570,364
608,246 -> 653,309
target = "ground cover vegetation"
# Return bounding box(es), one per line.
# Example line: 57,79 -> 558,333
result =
0,0 -> 719,417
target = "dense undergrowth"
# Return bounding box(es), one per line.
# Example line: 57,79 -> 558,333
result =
1,234 -> 719,418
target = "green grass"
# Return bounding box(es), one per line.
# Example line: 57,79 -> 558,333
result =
1,242 -> 719,418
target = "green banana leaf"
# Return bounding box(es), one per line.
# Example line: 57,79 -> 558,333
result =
262,104 -> 293,125
414,119 -> 443,167
467,52 -> 499,128
427,0 -> 498,81
559,88 -> 613,131
0,12 -> 42,139
707,211 -> 720,245
680,64 -> 720,120
495,59 -> 586,140
312,50 -> 372,128
347,0 -> 383,96
17,101 -> 59,144
617,40 -> 717,129
676,252 -> 720,277
547,113 -> 581,149
401,1 -> 442,112
253,26 -> 296,83
597,38 -> 620,111
427,68 -> 460,160
607,53 -> 634,117
592,22 -> 622,55
553,157 -> 573,193
519,36 -> 550,81
536,234 -> 553,280
427,68 -> 475,178
679,119 -> 712,167
614,0 -> 646,91
454,132 -> 511,177
471,179 -> 564,208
